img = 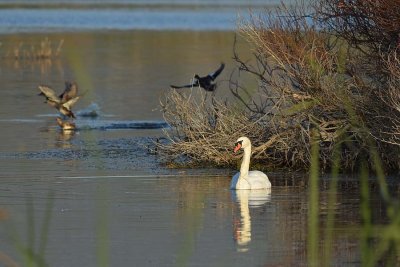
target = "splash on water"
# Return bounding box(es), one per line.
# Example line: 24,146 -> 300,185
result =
76,102 -> 100,118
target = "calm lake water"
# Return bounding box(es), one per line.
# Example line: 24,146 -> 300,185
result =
0,0 -> 290,33
0,2 -> 391,267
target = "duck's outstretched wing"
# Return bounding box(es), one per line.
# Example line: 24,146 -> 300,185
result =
170,82 -> 199,89
62,96 -> 80,110
209,63 -> 225,80
38,85 -> 60,103
59,81 -> 78,103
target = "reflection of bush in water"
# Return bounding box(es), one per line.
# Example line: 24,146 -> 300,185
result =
0,208 -> 8,221
2,37 -> 63,60
1,37 -> 64,74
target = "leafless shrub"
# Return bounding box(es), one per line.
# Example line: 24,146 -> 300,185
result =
157,89 -> 267,167
158,0 -> 400,172
230,3 -> 363,170
313,0 -> 400,170
375,51 -> 400,146
315,0 -> 400,57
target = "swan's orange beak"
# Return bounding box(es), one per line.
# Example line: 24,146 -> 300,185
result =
233,143 -> 242,153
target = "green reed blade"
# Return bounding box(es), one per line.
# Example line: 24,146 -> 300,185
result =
307,128 -> 320,267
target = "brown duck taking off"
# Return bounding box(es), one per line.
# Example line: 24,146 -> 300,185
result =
38,82 -> 80,118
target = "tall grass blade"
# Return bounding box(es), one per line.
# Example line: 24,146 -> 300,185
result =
360,161 -> 372,267
322,141 -> 340,265
96,183 -> 109,267
25,195 -> 35,267
38,192 -> 54,257
307,128 -> 319,267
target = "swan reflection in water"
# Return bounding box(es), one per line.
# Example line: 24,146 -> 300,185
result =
231,189 -> 271,252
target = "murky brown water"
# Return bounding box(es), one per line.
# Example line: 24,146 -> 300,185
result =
0,174 -> 385,267
0,30 -> 389,266
0,30 -> 247,120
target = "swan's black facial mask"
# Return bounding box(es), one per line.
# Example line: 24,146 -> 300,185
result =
233,140 -> 243,153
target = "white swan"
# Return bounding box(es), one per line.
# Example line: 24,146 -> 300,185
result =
230,136 -> 271,190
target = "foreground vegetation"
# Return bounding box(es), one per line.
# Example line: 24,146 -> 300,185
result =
159,0 -> 400,173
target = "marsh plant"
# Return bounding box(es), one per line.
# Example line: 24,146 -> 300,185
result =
0,193 -> 54,267
158,89 -> 267,166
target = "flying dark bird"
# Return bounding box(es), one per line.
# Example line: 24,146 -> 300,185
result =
38,85 -> 80,118
170,63 -> 225,92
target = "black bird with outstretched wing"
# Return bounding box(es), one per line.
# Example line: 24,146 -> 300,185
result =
171,63 -> 225,92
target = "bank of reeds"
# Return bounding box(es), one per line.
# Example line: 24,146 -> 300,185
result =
2,37 -> 63,60
158,0 -> 400,173
158,89 -> 266,167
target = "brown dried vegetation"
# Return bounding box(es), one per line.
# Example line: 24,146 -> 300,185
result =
158,90 -> 267,167
3,37 -> 63,60
158,0 -> 400,172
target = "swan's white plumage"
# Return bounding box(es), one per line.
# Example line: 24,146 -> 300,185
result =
231,137 -> 271,190
230,171 -> 271,190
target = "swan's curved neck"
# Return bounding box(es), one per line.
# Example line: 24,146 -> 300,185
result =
240,145 -> 251,179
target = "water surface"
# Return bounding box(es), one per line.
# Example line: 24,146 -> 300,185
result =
0,174 -> 382,266
0,0 -> 292,33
